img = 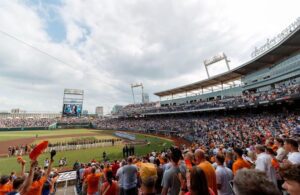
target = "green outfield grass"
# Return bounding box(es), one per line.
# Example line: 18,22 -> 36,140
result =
0,129 -> 173,175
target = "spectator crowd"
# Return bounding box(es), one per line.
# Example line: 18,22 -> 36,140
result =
119,84 -> 300,115
0,83 -> 300,194
71,133 -> 300,195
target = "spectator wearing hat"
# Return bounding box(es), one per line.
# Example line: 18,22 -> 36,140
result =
139,163 -> 157,195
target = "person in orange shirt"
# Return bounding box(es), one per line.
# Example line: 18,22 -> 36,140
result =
25,159 -> 54,195
0,175 -> 12,195
85,166 -> 102,195
232,148 -> 251,175
266,147 -> 280,170
6,160 -> 38,195
195,149 -> 217,195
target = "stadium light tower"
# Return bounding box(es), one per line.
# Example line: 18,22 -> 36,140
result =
131,83 -> 144,104
204,52 -> 230,78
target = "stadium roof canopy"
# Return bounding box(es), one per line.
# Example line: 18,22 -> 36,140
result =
155,26 -> 300,97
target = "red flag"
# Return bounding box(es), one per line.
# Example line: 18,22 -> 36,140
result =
29,141 -> 48,160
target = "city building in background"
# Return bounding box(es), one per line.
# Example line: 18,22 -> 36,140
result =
95,106 -> 104,117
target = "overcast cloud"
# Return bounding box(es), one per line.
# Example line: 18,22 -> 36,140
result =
0,0 -> 299,114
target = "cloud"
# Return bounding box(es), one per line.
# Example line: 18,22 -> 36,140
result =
0,0 -> 299,113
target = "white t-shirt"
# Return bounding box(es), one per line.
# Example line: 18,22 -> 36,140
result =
288,152 -> 300,164
116,167 -> 124,188
276,147 -> 287,161
216,165 -> 233,195
255,153 -> 277,185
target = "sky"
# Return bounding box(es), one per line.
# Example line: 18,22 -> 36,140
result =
0,0 -> 299,114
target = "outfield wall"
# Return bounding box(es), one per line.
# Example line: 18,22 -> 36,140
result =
0,127 -> 48,131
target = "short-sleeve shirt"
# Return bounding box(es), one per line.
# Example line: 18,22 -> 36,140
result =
288,152 -> 300,164
26,176 -> 47,195
232,158 -> 251,175
216,166 -> 233,195
121,164 -> 138,190
161,166 -> 181,195
198,161 -> 217,195
0,182 -> 13,195
86,173 -> 102,194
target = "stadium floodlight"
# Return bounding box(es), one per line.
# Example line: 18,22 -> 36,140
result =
203,52 -> 230,78
131,83 -> 144,104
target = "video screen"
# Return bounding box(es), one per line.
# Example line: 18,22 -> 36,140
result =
63,104 -> 82,116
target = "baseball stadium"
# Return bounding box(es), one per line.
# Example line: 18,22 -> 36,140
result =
0,5 -> 300,195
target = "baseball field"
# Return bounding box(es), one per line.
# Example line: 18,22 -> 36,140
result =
0,129 -> 174,175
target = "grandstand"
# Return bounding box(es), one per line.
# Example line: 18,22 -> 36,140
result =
118,19 -> 300,117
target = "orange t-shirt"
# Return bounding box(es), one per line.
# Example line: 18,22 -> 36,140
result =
86,173 -> 102,194
0,182 -> 12,195
26,176 -> 47,195
198,161 -> 217,195
232,158 -> 251,175
271,158 -> 280,170
101,181 -> 118,195
272,145 -> 278,152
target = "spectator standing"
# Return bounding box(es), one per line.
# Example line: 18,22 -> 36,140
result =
85,167 -> 102,195
215,154 -> 233,195
255,145 -> 277,186
139,163 -> 157,195
120,157 -> 138,195
26,159 -> 54,195
180,166 -> 215,195
282,164 -> 300,195
284,139 -> 300,165
111,160 -> 120,179
233,169 -> 280,195
274,138 -> 287,162
195,149 -> 217,195
101,170 -> 118,195
0,176 -> 12,195
232,148 -> 251,175
161,147 -> 185,195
